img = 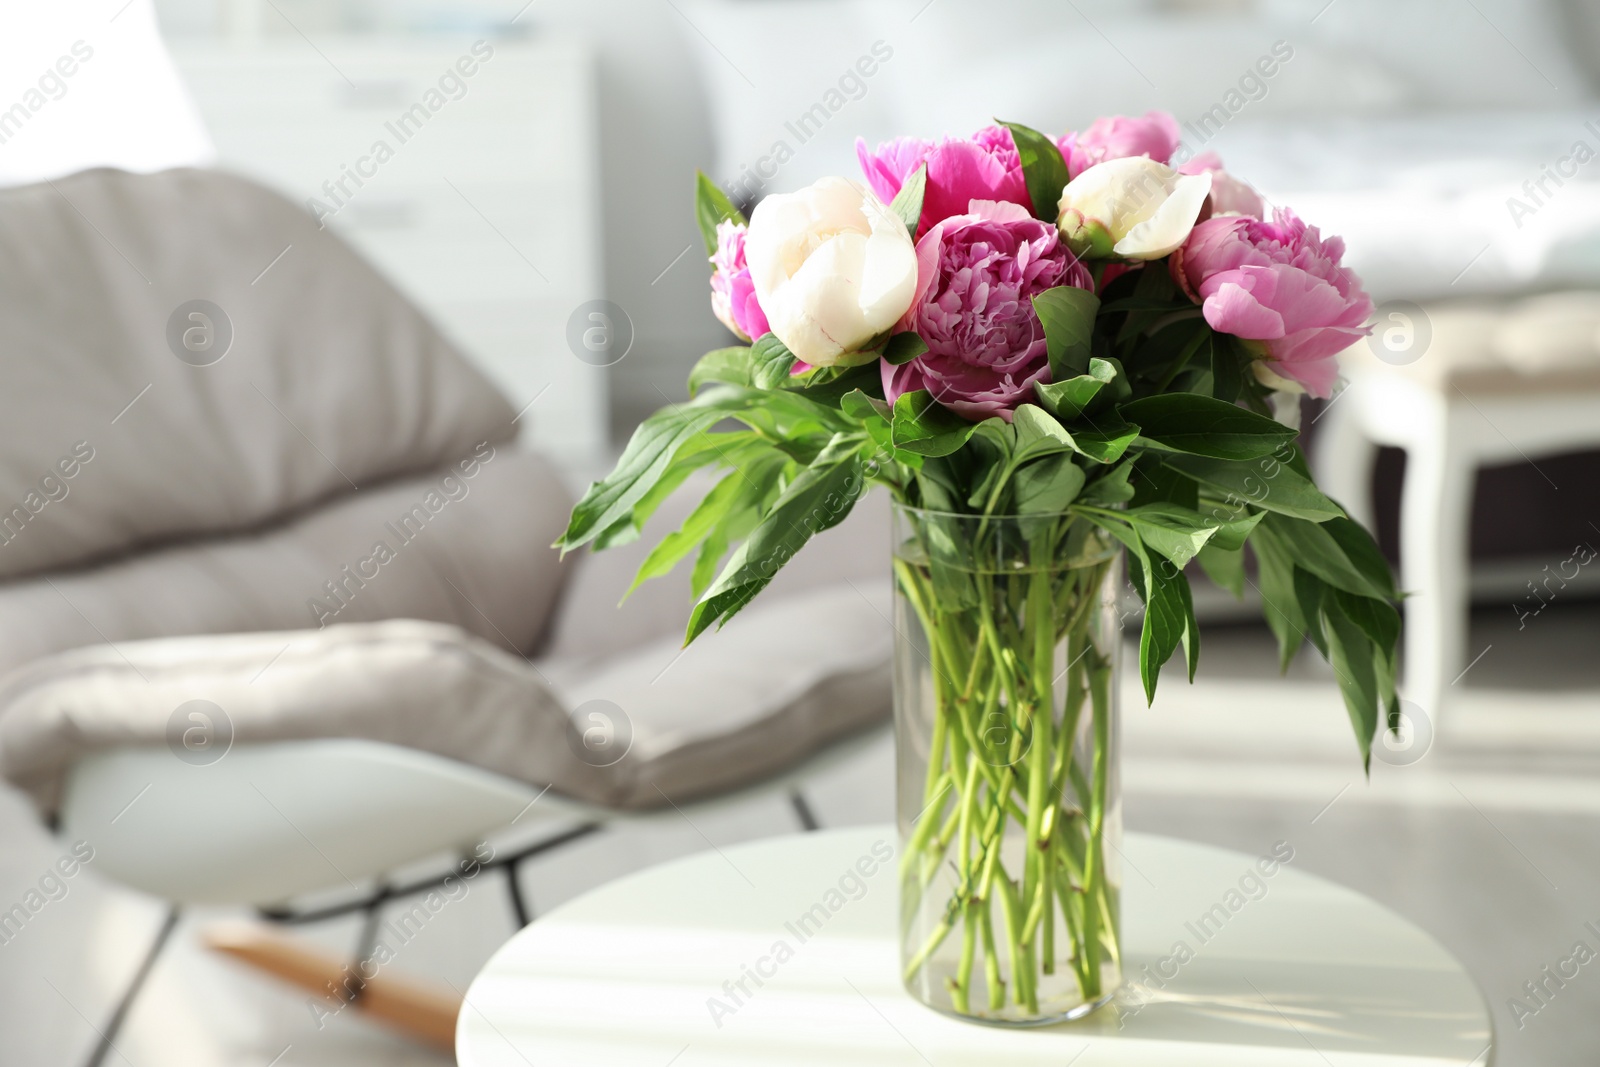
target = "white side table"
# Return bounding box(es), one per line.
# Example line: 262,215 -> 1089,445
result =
458,827 -> 1493,1066
1315,292 -> 1600,721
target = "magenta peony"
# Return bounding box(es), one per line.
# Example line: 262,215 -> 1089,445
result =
1171,209 -> 1372,397
709,221 -> 770,343
856,126 -> 1030,237
1058,111 -> 1181,179
885,199 -> 1092,422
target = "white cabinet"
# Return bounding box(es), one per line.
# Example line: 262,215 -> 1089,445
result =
170,36 -> 607,466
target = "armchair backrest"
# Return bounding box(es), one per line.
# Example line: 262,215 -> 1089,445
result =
0,167 -> 517,582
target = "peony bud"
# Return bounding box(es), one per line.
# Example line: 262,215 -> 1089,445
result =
745,177 -> 919,367
1056,157 -> 1211,261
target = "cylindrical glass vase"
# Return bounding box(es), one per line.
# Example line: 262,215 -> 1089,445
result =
893,503 -> 1123,1025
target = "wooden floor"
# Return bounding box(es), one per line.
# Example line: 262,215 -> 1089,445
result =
2,600 -> 1597,1066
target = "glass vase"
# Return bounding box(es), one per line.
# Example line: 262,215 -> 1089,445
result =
893,502 -> 1123,1025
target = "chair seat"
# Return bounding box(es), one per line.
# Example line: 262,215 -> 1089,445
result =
0,449 -> 573,680
0,585 -> 892,818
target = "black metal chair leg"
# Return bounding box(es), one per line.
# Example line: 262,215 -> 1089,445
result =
344,882 -> 389,1006
789,788 -> 821,832
85,905 -> 181,1067
504,862 -> 532,928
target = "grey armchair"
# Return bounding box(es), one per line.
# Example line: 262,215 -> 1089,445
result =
0,167 -> 891,1060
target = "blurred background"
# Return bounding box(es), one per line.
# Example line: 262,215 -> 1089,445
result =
2,0 -> 1598,1063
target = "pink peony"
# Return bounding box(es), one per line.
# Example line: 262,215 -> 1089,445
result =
1179,151 -> 1266,219
1170,209 -> 1372,397
1058,111 -> 1181,178
885,199 -> 1092,422
856,126 -> 1030,237
709,220 -> 769,343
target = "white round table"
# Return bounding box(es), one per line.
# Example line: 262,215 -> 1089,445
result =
458,827 -> 1494,1066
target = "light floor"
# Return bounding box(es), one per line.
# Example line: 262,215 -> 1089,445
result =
2,601 -> 1597,1066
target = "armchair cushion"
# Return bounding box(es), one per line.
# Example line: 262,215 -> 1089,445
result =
0,167 -> 518,582
0,582 -> 891,815
0,448 -> 572,678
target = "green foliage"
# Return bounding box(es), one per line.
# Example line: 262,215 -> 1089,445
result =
1121,393 -> 1297,460
687,346 -> 752,397
1033,357 -> 1118,421
695,171 -> 745,256
889,163 -> 928,236
749,333 -> 799,389
998,120 -> 1071,222
1032,286 -> 1100,380
685,435 -> 866,642
883,331 -> 929,366
565,202 -> 1402,768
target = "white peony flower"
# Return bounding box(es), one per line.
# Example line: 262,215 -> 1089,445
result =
744,177 -> 919,367
1056,157 -> 1211,261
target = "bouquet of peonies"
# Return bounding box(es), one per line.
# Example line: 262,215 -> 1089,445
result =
558,111 -> 1399,1023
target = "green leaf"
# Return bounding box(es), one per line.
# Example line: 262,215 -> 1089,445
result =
1138,551 -> 1195,701
1089,516 -> 1197,700
686,439 -> 865,642
1121,393 -> 1297,460
695,171 -> 745,257
841,388 -> 890,423
1129,317 -> 1209,384
843,390 -> 923,469
1196,542 -> 1245,598
1292,565 -> 1330,659
1032,286 -> 1101,380
1013,454 -> 1085,514
791,362 -> 882,408
627,452 -> 788,597
1116,266 -> 1183,347
1212,333 -> 1247,403
888,163 -> 928,237
1330,588 -> 1401,668
1078,457 -> 1136,505
1320,597 -> 1385,769
1011,404 -> 1077,465
1257,513 -> 1393,602
1205,507 -> 1264,552
1322,516 -> 1399,600
1160,453 -> 1345,523
1033,357 -> 1118,422
891,390 -> 984,457
688,346 -> 752,397
1068,416 -> 1140,464
1130,458 -> 1198,510
1251,533 -> 1308,672
689,460 -> 788,599
1100,295 -> 1196,314
883,331 -> 929,366
749,333 -> 799,390
558,392 -> 761,552
999,120 -> 1070,222
1120,503 -> 1224,570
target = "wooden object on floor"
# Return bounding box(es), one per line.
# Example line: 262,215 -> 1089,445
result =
202,921 -> 460,1052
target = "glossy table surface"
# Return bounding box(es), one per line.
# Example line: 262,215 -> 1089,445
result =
458,826 -> 1494,1066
